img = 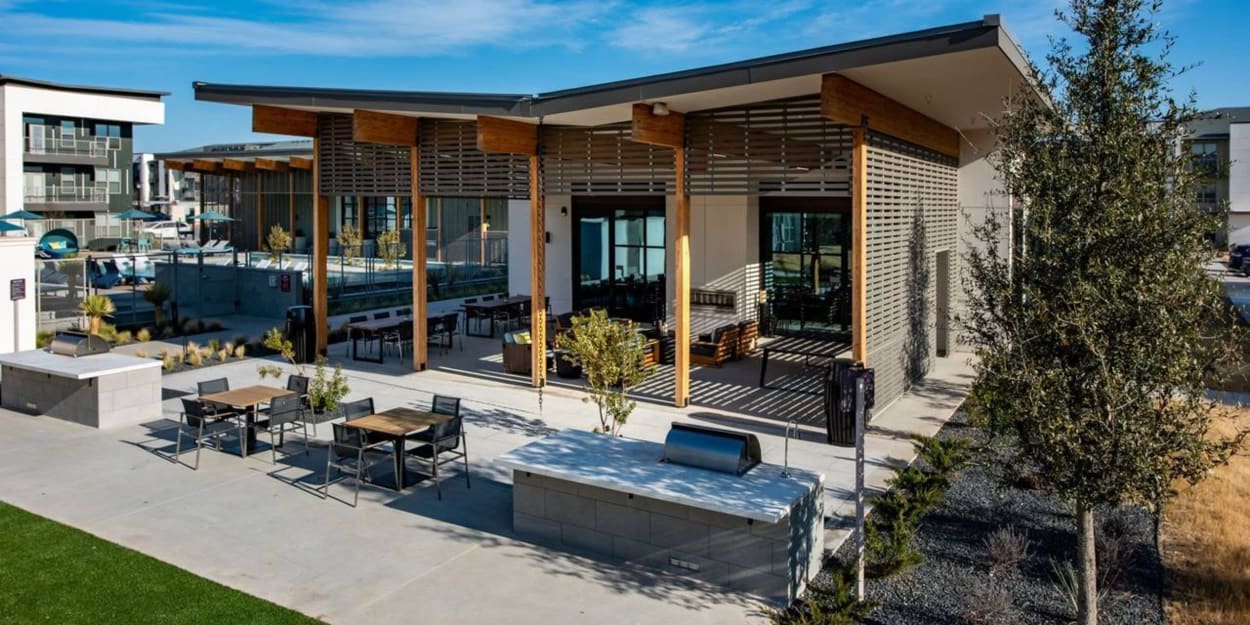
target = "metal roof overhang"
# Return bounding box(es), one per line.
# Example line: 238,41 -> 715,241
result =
193,14 -> 1035,132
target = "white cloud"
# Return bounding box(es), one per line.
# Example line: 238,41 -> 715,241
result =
0,0 -> 608,57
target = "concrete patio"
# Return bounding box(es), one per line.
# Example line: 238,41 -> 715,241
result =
0,334 -> 972,624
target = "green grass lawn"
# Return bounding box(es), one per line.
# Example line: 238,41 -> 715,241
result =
0,501 -> 323,624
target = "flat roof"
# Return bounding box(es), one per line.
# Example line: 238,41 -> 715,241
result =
0,74 -> 168,99
155,140 -> 312,161
194,14 -> 1035,129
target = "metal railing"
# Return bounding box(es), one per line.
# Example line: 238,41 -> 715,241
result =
24,185 -> 110,204
25,128 -> 118,158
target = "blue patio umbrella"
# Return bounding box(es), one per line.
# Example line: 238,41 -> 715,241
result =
116,208 -> 158,240
188,211 -> 236,242
0,220 -> 24,232
3,209 -> 44,220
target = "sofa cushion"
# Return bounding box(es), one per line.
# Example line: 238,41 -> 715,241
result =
691,344 -> 718,358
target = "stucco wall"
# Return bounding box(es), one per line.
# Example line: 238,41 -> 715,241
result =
0,237 -> 38,354
509,196 -> 574,314
955,129 -> 1011,349
1229,123 -> 1250,243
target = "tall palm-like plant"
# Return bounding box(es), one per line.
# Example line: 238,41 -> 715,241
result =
142,282 -> 171,325
78,294 -> 116,334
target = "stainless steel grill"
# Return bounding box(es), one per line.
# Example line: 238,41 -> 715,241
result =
662,422 -> 761,476
48,331 -> 111,357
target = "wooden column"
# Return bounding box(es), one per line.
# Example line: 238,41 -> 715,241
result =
257,173 -> 266,251
410,148 -> 428,371
851,125 -> 868,363
288,171 -> 295,239
479,198 -> 488,266
529,153 -> 547,388
673,148 -> 691,407
629,103 -> 689,407
312,137 -> 329,356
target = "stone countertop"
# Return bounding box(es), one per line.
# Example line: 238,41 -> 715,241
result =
0,349 -> 161,380
497,429 -> 824,524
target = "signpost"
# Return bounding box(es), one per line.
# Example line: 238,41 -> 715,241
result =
854,374 -> 866,600
11,278 -> 26,352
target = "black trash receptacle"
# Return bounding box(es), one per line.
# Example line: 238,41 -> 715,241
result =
825,358 -> 859,446
285,305 -> 316,364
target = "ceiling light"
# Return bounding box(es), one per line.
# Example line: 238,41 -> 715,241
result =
652,102 -> 670,116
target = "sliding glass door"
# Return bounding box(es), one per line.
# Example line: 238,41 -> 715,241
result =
761,197 -> 852,335
572,197 -> 666,323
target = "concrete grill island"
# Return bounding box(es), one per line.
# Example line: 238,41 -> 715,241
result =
497,428 -> 825,602
0,348 -> 161,429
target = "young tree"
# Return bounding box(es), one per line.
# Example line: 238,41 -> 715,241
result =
558,310 -> 650,436
964,2 -> 1247,623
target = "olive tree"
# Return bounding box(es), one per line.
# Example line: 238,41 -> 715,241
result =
963,1 -> 1247,623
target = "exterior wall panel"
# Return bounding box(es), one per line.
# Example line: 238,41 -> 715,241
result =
864,133 -> 958,408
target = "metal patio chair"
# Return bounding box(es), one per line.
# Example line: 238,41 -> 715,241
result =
405,395 -> 470,500
323,422 -> 390,507
256,393 -> 309,464
174,397 -> 242,470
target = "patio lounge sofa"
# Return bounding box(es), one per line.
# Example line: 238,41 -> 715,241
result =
502,330 -> 533,375
691,324 -> 740,367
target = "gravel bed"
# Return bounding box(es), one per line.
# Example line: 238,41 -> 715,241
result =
828,411 -> 1164,625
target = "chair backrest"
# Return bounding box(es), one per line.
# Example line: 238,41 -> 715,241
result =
286,374 -> 310,395
331,422 -> 367,458
399,322 -> 414,340
374,311 -> 391,320
197,377 -> 229,397
431,413 -> 463,449
269,393 -> 302,426
342,397 -> 375,421
180,397 -> 208,428
431,395 -> 461,417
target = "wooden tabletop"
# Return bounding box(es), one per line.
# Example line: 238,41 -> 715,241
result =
347,316 -> 413,332
200,385 -> 294,408
343,407 -> 450,437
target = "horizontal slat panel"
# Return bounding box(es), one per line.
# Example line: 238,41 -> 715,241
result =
542,123 -> 674,195
420,119 -> 529,198
317,114 -> 412,196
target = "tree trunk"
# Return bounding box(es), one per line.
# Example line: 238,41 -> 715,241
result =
89,316 -> 100,334
1077,502 -> 1099,625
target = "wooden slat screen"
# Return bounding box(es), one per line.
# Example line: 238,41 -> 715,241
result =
317,114 -> 412,196
863,131 -> 958,408
542,123 -> 674,195
686,97 -> 853,196
418,119 -> 529,198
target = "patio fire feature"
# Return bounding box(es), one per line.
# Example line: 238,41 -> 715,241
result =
0,344 -> 161,429
498,428 -> 824,603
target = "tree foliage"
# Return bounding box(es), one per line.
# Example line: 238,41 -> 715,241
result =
558,310 -> 650,435
964,0 -> 1247,621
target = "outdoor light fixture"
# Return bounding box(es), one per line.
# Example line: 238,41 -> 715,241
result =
560,206 -> 568,217
652,102 -> 670,116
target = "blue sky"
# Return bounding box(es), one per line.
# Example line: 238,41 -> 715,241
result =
1,0 -> 1245,153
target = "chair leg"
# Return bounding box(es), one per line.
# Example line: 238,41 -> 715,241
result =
462,436 -> 471,490
301,421 -> 310,456
322,450 -> 333,499
434,451 -> 442,501
271,429 -> 279,465
174,427 -> 184,465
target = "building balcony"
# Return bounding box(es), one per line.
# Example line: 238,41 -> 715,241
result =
24,131 -> 116,166
24,185 -> 111,212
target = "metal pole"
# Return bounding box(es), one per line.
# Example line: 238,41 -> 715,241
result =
854,372 -> 867,600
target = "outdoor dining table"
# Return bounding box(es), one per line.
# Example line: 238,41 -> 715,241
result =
199,385 -> 295,458
462,295 -> 531,338
758,334 -> 852,391
345,315 -> 412,364
343,407 -> 451,491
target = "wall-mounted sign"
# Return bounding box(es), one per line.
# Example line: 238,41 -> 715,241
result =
280,274 -> 291,293
10,278 -> 26,301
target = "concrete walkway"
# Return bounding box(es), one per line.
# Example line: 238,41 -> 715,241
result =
0,339 -> 972,625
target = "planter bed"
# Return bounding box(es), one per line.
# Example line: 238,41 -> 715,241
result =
828,411 -> 1163,625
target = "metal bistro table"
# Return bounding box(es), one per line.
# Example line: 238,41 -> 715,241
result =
199,385 -> 295,457
343,407 -> 450,491
346,316 -> 412,364
758,335 -> 852,391
462,295 -> 530,339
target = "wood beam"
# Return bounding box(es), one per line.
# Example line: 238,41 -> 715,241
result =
289,156 -> 314,170
851,126 -> 868,364
529,152 -> 546,388
222,158 -> 254,172
253,105 -> 318,137
821,74 -> 959,158
288,171 -> 296,241
476,116 -> 538,155
631,103 -> 686,149
163,159 -> 191,171
255,158 -> 290,172
312,137 -> 329,355
352,110 -> 419,146
257,174 -> 266,251
191,159 -> 222,174
410,146 -> 428,372
673,146 -> 691,407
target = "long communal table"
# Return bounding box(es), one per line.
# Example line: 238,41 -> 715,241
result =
462,295 -> 531,338
345,316 -> 412,364
758,334 -> 852,390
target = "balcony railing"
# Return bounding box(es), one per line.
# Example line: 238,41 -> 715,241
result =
24,185 -> 110,204
25,127 -> 118,158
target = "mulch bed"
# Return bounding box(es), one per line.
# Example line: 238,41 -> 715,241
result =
828,411 -> 1164,625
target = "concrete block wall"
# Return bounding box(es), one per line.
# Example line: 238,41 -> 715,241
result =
0,364 -> 161,428
512,470 -> 823,603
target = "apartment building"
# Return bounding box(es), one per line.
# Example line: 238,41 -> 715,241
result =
1185,107 -> 1250,245
0,75 -> 165,218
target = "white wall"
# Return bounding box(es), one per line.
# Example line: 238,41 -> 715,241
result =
955,128 -> 1010,349
680,194 -> 760,335
0,237 -> 37,354
1229,123 -> 1250,244
508,196 -> 575,314
1,83 -> 165,214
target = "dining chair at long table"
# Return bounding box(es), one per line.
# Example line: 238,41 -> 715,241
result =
405,396 -> 469,500
257,393 -> 309,464
324,423 -> 390,507
174,398 -> 242,470
442,312 -> 461,351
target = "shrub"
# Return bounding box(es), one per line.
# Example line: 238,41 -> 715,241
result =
964,575 -> 1017,625
142,282 -> 171,324
136,328 -> 152,342
216,349 -> 229,362
912,435 -> 973,482
113,330 -> 133,345
233,344 -> 246,359
186,341 -> 200,354
36,331 -> 53,349
96,322 -> 118,342
207,338 -> 221,353
78,294 -> 115,334
232,335 -> 249,349
206,321 -> 224,332
187,349 -> 203,367
265,225 -> 292,261
256,364 -> 283,379
865,517 -> 923,577
159,325 -> 176,339
134,349 -> 149,359
985,526 -> 1033,574
162,353 -> 175,371
769,559 -> 876,625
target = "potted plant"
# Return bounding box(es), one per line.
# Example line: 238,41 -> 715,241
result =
265,225 -> 292,262
308,358 -> 350,420
142,282 -> 172,325
558,309 -> 649,435
377,229 -> 403,270
337,224 -> 361,264
78,294 -> 116,334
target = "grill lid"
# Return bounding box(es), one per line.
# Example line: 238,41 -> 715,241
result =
48,330 -> 111,357
662,422 -> 761,476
